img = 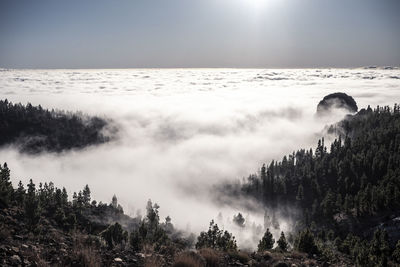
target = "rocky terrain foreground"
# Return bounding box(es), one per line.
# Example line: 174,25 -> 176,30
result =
0,206 -> 354,267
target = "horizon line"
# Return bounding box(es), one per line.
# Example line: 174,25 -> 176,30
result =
1,65 -> 399,71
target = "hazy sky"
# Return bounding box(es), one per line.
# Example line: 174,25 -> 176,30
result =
1,0 -> 399,68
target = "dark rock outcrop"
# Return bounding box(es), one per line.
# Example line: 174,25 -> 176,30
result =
316,92 -> 358,116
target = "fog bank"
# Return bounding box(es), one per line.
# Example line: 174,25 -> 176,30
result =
0,68 -> 399,249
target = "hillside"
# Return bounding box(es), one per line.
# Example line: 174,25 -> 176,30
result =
0,165 -> 354,266
0,104 -> 400,266
217,104 -> 400,266
0,100 -> 114,153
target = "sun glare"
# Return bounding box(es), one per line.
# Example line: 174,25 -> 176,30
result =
248,0 -> 267,8
239,0 -> 279,12
242,0 -> 271,9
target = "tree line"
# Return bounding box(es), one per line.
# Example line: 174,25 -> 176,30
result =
0,99 -> 112,153
217,104 -> 400,265
0,161 -> 333,262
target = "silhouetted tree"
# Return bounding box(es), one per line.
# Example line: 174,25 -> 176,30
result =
221,104 -> 400,245
163,216 -> 174,234
0,163 -> 13,208
82,184 -> 91,206
277,231 -> 288,251
24,179 -> 40,229
0,99 -> 110,153
233,213 -> 245,228
101,222 -> 126,248
258,228 -> 275,251
196,220 -> 237,251
295,229 -> 318,255
15,181 -> 25,205
129,229 -> 142,252
111,194 -> 118,209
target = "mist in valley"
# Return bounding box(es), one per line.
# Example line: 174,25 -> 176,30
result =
1,68 -> 399,250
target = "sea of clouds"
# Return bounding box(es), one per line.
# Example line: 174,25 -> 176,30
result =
0,68 -> 399,249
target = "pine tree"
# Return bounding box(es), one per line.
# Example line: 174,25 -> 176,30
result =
77,191 -> 84,208
61,188 -> 68,206
15,181 -> 26,205
277,231 -> 288,251
24,179 -> 40,229
233,213 -> 245,227
196,220 -> 237,251
82,184 -> 91,206
321,189 -> 336,217
163,216 -> 174,234
258,228 -> 275,251
54,207 -> 67,228
130,229 -> 142,252
111,194 -> 118,209
261,164 -> 268,202
296,185 -> 304,202
380,230 -> 390,258
146,199 -> 159,227
0,163 -> 13,207
72,192 -> 78,207
295,229 -> 317,254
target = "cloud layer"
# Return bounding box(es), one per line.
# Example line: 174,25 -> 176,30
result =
0,68 -> 399,248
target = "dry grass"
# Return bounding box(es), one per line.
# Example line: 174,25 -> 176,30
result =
289,250 -> 307,259
24,249 -> 51,267
172,251 -> 206,267
71,233 -> 101,267
228,250 -> 250,264
142,243 -> 156,254
198,248 -> 220,267
72,246 -> 101,267
144,254 -> 165,267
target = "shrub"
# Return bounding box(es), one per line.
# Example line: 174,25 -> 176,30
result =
73,247 -> 101,267
100,222 -> 125,248
144,254 -> 165,267
70,234 -> 101,267
228,250 -> 250,264
173,251 -> 206,267
198,248 -> 220,267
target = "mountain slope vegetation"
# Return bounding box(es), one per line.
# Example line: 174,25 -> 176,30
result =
0,99 -> 113,153
0,103 -> 399,266
217,104 -> 400,266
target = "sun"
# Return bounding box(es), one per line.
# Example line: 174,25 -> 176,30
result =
247,0 -> 266,7
248,0 -> 267,8
241,0 -> 275,10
